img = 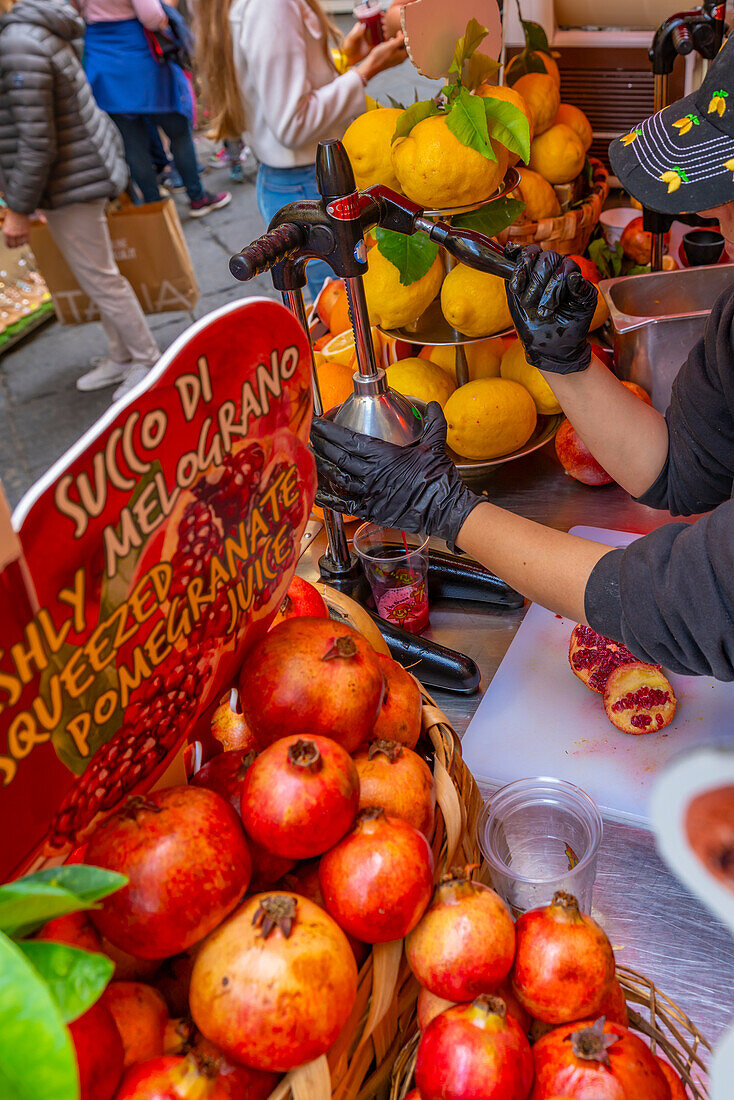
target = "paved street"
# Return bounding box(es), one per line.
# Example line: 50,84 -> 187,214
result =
0,50 -> 440,511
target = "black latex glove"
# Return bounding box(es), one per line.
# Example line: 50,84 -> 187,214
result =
311,402 -> 481,549
505,244 -> 598,374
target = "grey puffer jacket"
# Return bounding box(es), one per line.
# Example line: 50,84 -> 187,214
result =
0,0 -> 127,214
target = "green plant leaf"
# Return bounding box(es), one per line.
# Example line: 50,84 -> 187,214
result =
392,99 -> 441,143
483,99 -> 531,163
448,17 -> 489,75
0,867 -> 127,939
384,94 -> 406,110
583,156 -> 594,186
521,18 -> 551,53
588,237 -> 624,279
19,942 -> 113,1024
462,53 -> 501,91
451,198 -> 526,238
21,868 -> 127,908
446,87 -> 494,159
505,48 -> 546,84
375,228 -> 439,286
0,932 -> 79,1100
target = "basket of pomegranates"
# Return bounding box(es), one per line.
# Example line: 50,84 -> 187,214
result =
28,582 -> 487,1100
387,887 -> 711,1100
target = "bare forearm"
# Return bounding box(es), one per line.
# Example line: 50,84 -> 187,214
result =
540,355 -> 670,498
457,502 -> 614,622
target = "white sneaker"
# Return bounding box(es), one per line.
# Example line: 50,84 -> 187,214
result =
77,358 -> 129,391
112,364 -> 153,402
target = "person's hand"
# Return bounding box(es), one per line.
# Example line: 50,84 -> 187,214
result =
2,210 -> 32,249
505,244 -> 598,374
356,32 -> 408,82
342,21 -> 370,66
311,402 -> 481,548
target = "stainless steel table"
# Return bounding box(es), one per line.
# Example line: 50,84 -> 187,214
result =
299,442 -> 734,1052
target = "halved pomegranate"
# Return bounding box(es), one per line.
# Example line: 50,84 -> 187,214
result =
603,662 -> 677,734
568,624 -> 639,694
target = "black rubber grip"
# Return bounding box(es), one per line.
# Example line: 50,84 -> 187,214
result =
428,223 -> 516,280
229,222 -> 305,282
369,613 -> 481,695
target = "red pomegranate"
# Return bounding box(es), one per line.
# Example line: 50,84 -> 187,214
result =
406,870 -> 516,1000
164,1018 -> 196,1057
210,699 -> 260,754
417,988 -> 458,1030
415,996 -> 533,1100
68,1000 -> 124,1100
189,892 -> 358,1072
353,739 -> 435,835
620,217 -> 669,265
114,1054 -> 230,1099
371,654 -> 422,748
512,891 -> 615,1024
319,807 -> 434,943
555,418 -> 613,486
194,1039 -> 280,1100
655,1056 -> 687,1100
239,618 -> 384,753
191,749 -> 255,810
269,575 -> 329,628
101,981 -> 168,1068
36,910 -> 104,954
531,1017 -> 671,1098
276,859 -> 369,967
86,786 -> 251,959
603,662 -> 677,734
597,976 -> 629,1028
568,624 -> 639,694
241,734 -> 360,858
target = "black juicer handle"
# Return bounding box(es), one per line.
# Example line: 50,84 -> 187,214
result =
230,222 -> 305,282
420,220 -> 517,280
427,549 -> 524,608
370,614 -> 481,694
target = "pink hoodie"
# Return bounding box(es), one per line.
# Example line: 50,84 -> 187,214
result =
72,0 -> 168,31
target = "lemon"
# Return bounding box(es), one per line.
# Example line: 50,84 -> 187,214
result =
322,326 -> 382,367
391,115 -> 509,209
506,51 -> 560,87
511,166 -> 560,222
445,378 -> 537,459
475,83 -> 533,165
511,73 -> 560,136
555,103 -> 593,151
363,245 -> 444,331
343,108 -> 403,190
420,338 -> 503,380
500,339 -> 562,415
385,357 -> 456,407
440,264 -> 512,339
529,124 -> 586,185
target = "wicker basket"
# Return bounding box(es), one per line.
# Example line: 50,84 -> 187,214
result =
498,158 -> 609,257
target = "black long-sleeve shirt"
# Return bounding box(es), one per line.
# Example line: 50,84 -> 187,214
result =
584,285 -> 734,680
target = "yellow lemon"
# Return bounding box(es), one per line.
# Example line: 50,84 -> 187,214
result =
506,51 -> 560,87
342,108 -> 403,190
554,103 -> 593,151
444,378 -> 537,459
322,326 -> 382,367
419,338 -> 504,380
475,83 -> 533,165
385,357 -> 456,407
440,264 -> 512,339
500,339 -> 562,415
391,115 -> 509,209
529,123 -> 586,185
363,245 -> 444,331
511,73 -> 560,136
511,166 -> 560,221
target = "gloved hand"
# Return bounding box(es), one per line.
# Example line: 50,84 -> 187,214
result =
505,244 -> 598,374
311,402 -> 481,549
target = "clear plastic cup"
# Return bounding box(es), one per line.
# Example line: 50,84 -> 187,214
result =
477,777 -> 603,916
353,1 -> 385,47
353,523 -> 429,633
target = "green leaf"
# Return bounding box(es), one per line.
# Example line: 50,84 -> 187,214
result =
462,53 -> 501,91
18,942 -> 113,1024
588,237 -> 623,279
0,932 -> 79,1100
583,156 -> 594,186
384,94 -> 406,110
483,98 -> 531,164
505,48 -> 546,84
451,197 -> 526,238
0,867 -> 126,939
392,99 -> 441,143
448,17 -> 489,75
375,228 -> 440,286
446,87 -> 494,159
21,868 -> 127,908
521,18 -> 551,53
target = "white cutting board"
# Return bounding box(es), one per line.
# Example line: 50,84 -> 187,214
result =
462,526 -> 734,827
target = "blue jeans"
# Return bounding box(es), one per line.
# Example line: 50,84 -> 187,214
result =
256,163 -> 332,302
111,112 -> 204,204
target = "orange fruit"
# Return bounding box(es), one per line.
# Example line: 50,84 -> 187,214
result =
316,360 -> 355,413
316,280 -> 344,328
329,288 -> 351,336
313,333 -> 331,351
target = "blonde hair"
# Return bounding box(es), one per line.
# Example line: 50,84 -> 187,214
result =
195,0 -> 340,143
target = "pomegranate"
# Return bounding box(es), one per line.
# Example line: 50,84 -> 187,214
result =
353,739 -> 435,835
655,1056 -> 687,1100
568,624 -> 639,694
531,1017 -> 671,1098
101,981 -> 168,1068
277,859 -> 369,966
210,700 -> 260,754
269,575 -> 329,628
36,910 -> 104,954
153,954 -> 197,1018
620,217 -> 669,265
319,807 -> 434,943
68,1000 -> 124,1100
512,891 -> 615,1024
371,654 -> 422,748
114,1054 -> 229,1100
415,995 -> 533,1100
86,786 -> 251,958
241,735 -> 360,858
189,892 -> 358,1072
194,1039 -> 280,1100
603,662 -> 677,734
417,987 -> 458,1030
406,870 -> 516,1000
191,749 -> 256,810
164,1018 -> 197,1056
597,976 -> 629,1028
555,418 -> 613,486
239,618 -> 384,753
685,784 -> 734,890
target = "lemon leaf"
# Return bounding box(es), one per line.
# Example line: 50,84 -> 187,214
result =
505,47 -> 546,84
392,99 -> 441,143
449,17 -> 489,75
446,87 -> 494,159
483,99 -> 531,163
520,18 -> 552,54
451,198 -> 525,237
375,228 -> 439,286
462,53 -> 501,91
